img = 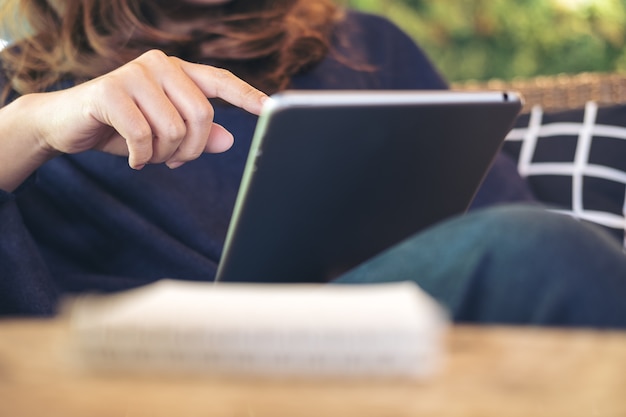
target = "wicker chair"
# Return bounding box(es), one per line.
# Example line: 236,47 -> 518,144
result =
452,72 -> 626,113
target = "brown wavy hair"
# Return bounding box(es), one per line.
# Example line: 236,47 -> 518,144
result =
0,0 -> 343,103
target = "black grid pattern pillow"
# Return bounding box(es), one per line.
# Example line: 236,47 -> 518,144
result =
502,102 -> 626,246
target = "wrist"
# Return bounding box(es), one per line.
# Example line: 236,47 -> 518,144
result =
13,93 -> 64,159
0,94 -> 61,192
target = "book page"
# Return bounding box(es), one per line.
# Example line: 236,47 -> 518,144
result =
66,280 -> 449,379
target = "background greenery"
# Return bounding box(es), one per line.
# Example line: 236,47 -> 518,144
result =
338,0 -> 626,82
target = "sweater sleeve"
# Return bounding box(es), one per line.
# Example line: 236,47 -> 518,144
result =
0,189 -> 59,315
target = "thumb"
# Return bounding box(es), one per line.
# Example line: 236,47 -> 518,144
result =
204,123 -> 234,153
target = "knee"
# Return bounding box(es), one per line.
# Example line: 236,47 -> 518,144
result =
450,205 -> 626,327
463,204 -> 617,255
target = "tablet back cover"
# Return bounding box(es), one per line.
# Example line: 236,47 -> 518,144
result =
216,90 -> 522,283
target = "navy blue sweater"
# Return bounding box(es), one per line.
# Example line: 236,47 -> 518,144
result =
0,11 -> 535,315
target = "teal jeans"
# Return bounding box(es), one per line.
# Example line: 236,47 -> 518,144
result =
334,205 -> 626,329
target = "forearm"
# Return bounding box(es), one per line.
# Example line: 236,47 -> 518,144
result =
0,94 -> 60,192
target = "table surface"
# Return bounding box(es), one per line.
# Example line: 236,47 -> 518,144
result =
0,318 -> 625,417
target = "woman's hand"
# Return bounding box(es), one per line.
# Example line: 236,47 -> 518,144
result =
0,50 -> 268,191
37,50 -> 268,169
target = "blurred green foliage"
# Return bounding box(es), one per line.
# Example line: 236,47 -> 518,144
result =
338,0 -> 626,81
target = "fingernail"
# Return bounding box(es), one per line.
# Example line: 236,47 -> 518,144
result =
167,161 -> 184,169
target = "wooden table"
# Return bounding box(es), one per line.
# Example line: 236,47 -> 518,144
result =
0,318 -> 625,417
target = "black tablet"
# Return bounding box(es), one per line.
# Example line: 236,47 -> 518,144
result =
215,90 -> 523,283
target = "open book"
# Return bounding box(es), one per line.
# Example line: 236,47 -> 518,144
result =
67,280 -> 449,379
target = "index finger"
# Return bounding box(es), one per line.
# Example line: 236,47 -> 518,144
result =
177,60 -> 269,115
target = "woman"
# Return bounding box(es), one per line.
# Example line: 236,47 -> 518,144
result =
1,0 -> 625,326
